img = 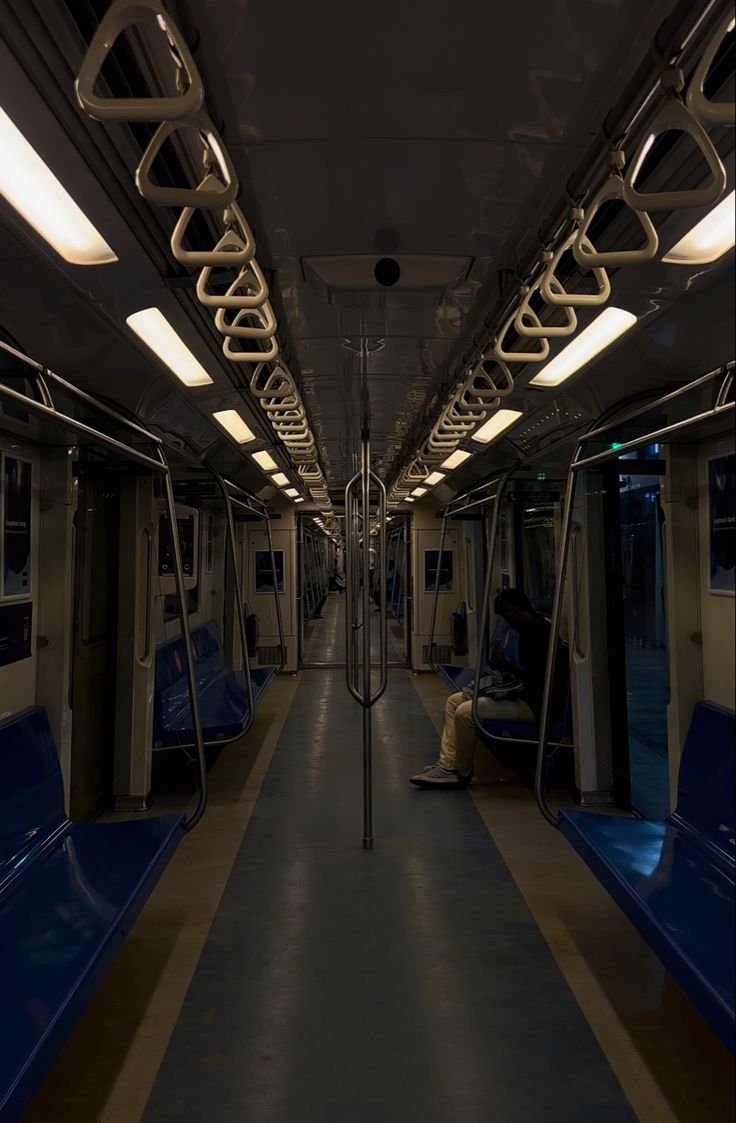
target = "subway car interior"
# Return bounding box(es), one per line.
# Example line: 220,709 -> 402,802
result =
0,0 -> 734,1120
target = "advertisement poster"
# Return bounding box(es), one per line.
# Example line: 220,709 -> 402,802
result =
3,455 -> 32,598
255,550 -> 284,593
709,454 -> 735,595
424,549 -> 453,593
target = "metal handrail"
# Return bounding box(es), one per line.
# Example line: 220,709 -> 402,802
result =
534,361 -> 736,828
265,514 -> 287,674
157,447 -> 207,832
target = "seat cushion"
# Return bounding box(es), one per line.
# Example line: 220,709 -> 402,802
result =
560,809 -> 735,1050
0,813 -> 184,1119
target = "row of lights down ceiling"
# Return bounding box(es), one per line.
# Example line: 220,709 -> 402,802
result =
0,0 -> 329,509
389,9 -> 735,508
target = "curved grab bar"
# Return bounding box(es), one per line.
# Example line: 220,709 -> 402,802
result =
370,470 -> 389,706
515,279 -> 577,338
75,0 -> 204,122
215,301 -> 277,340
344,470 -> 363,707
171,195 -> 256,267
541,233 -> 611,307
197,258 -> 269,310
686,12 -> 736,127
140,526 -> 153,664
623,96 -> 727,211
223,334 -> 279,364
157,447 -> 207,832
136,112 -> 238,209
572,174 -> 659,267
493,308 -> 550,364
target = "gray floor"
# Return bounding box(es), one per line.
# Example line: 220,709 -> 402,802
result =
142,652 -> 636,1120
304,589 -> 406,665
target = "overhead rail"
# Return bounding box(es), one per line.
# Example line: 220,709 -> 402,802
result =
75,0 -> 328,511
535,360 -> 735,827
345,434 -> 388,850
0,340 -> 207,832
389,0 -> 734,498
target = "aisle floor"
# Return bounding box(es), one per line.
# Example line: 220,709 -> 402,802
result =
140,663 -> 634,1122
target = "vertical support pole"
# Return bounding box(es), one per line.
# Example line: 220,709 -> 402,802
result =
361,432 -> 373,850
471,469 -> 514,735
158,450 -> 207,832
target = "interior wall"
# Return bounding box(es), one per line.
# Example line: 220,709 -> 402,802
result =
411,500 -> 462,670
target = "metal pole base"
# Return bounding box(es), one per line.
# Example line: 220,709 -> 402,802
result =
363,838 -> 374,850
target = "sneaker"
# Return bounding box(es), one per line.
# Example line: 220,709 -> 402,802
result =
409,763 -> 473,788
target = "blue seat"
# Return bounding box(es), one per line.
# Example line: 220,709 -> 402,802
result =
0,706 -> 184,1122
153,620 -> 276,749
559,701 -> 735,1051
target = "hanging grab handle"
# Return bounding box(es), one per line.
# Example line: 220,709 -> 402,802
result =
75,0 -> 205,122
215,301 -> 277,340
573,174 -> 659,266
541,232 -> 611,307
623,95 -> 727,211
197,258 -> 269,309
492,307 -> 550,364
135,113 -> 238,209
170,194 -> 256,267
514,280 -> 577,338
686,12 -> 736,128
223,333 -> 279,364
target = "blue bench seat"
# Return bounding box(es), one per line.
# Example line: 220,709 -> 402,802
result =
559,701 -> 735,1052
0,706 -> 184,1122
153,620 -> 276,749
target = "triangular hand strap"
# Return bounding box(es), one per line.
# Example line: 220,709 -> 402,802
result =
171,191 -> 256,267
136,112 -> 238,209
215,302 -> 277,340
573,175 -> 658,266
541,232 -> 611,307
515,278 -> 577,336
75,0 -> 204,121
250,363 -> 295,399
197,258 -> 269,309
493,308 -> 550,363
223,334 -> 279,364
687,12 -> 736,128
624,96 -> 726,211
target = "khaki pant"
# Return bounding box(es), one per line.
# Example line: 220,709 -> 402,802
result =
438,691 -> 536,775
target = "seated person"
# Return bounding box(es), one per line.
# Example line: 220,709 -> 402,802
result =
410,587 -> 565,789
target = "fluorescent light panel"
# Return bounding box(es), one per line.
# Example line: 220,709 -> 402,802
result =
411,486 -> 428,497
0,105 -> 117,265
126,308 -> 213,387
530,307 -> 637,389
441,449 -> 472,470
271,472 -> 290,487
405,497 -> 415,503
212,409 -> 255,444
425,471 -> 446,486
251,450 -> 278,471
662,191 -> 735,265
294,497 -> 305,503
284,487 -> 299,498
472,408 -> 523,444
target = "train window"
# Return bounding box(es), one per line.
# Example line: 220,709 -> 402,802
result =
520,504 -> 556,616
